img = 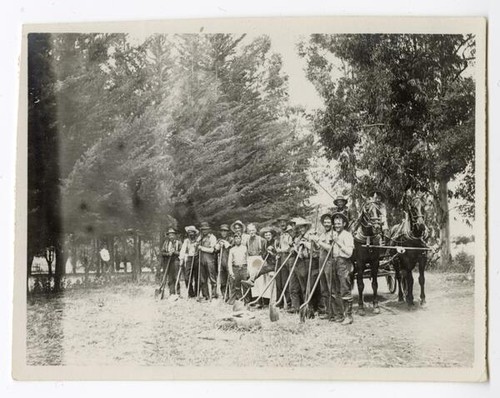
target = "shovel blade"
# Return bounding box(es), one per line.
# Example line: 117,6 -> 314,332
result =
269,304 -> 279,322
233,300 -> 245,312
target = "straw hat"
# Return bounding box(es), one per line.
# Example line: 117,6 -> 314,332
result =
230,220 -> 246,233
185,225 -> 199,234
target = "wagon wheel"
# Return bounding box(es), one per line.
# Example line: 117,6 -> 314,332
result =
386,274 -> 397,294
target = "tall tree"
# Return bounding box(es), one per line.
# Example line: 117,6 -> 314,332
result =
28,33 -> 65,288
300,34 -> 476,266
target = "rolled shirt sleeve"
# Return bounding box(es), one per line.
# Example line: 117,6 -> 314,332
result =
338,230 -> 354,258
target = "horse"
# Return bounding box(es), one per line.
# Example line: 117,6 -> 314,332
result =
389,193 -> 429,306
351,200 -> 385,316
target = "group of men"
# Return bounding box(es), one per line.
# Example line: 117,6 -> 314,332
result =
158,195 -> 373,325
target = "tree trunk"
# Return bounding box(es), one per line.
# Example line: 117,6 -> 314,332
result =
438,178 -> 452,268
94,238 -> 101,276
132,234 -> 138,281
54,244 -> 65,292
137,235 -> 142,277
109,236 -> 115,274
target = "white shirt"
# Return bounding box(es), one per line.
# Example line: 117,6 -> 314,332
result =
332,230 -> 354,258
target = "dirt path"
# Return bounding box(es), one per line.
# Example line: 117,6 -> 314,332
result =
27,272 -> 474,367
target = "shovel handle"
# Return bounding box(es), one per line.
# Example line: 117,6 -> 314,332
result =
275,247 -> 302,306
248,251 -> 294,306
299,244 -> 334,310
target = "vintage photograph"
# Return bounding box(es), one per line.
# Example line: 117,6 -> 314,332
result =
14,18 -> 487,381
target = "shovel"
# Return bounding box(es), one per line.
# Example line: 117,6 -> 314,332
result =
299,241 -> 314,323
299,243 -> 334,316
248,251 -> 294,307
186,255 -> 195,298
232,254 -> 269,312
269,247 -> 302,322
211,248 -> 224,304
167,263 -> 184,302
155,255 -> 171,299
269,255 -> 280,322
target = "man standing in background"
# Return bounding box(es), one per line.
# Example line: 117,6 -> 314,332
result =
198,222 -> 218,300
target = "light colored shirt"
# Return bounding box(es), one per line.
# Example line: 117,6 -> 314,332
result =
180,238 -> 197,262
228,244 -> 248,267
332,230 -> 354,258
317,229 -> 335,255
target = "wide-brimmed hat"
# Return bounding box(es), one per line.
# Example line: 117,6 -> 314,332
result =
276,215 -> 288,222
220,224 -> 230,231
332,212 -> 349,225
320,213 -> 333,224
294,218 -> 312,228
333,196 -> 348,206
199,222 -> 211,231
230,220 -> 246,233
185,225 -> 199,234
260,226 -> 277,237
166,227 -> 177,234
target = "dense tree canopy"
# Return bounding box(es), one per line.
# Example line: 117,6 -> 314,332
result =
28,33 -> 316,281
299,34 -> 476,266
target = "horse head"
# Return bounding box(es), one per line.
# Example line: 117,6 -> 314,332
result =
406,193 -> 427,238
359,200 -> 383,237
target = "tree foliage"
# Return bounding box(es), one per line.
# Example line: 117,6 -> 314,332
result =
299,34 -> 476,219
29,33 -> 315,270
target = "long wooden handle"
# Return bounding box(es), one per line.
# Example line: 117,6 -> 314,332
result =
275,247 -> 302,306
299,244 -> 334,310
248,251 -> 294,305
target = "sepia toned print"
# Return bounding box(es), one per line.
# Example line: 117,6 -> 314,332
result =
13,17 -> 487,381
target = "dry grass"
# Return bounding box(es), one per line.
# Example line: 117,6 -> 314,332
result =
27,272 -> 475,368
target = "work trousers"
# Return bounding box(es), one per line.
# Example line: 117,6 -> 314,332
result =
290,257 -> 321,311
199,252 -> 216,299
185,255 -> 199,298
332,256 -> 353,302
164,255 -> 180,294
229,265 -> 250,304
319,253 -> 334,314
217,252 -> 229,300
275,255 -> 291,307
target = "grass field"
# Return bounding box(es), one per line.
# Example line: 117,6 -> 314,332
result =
27,272 -> 474,368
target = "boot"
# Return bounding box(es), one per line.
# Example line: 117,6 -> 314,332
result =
333,298 -> 344,322
341,300 -> 353,325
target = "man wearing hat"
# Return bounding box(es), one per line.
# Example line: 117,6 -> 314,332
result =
198,222 -> 218,300
333,196 -> 351,223
244,223 -> 267,299
214,224 -> 232,300
330,212 -> 355,325
312,214 -> 336,319
274,216 -> 293,308
227,234 -> 250,304
180,226 -> 200,297
230,220 -> 250,246
161,227 -> 183,295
